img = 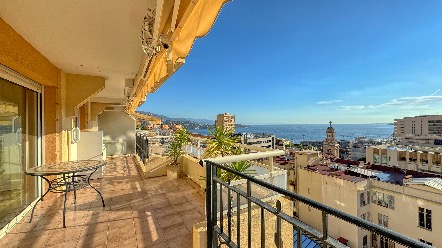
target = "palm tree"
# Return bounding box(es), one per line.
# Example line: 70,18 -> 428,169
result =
204,125 -> 254,181
204,125 -> 238,158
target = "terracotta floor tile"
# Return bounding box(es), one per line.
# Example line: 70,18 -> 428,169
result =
0,156 -> 203,247
157,212 -> 184,229
161,222 -> 191,241
166,234 -> 194,248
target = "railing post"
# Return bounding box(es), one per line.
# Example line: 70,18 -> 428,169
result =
275,200 -> 282,248
296,226 -> 302,248
211,163 -> 218,247
247,180 -> 252,248
206,161 -> 213,248
322,211 -> 328,248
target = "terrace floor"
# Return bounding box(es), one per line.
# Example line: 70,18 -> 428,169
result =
0,155 -> 205,248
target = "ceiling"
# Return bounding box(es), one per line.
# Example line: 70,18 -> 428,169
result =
0,0 -> 155,101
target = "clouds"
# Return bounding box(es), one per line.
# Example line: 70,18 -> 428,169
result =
339,95 -> 442,111
316,99 -> 342,105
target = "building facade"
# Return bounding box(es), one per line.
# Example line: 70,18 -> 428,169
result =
215,113 -> 235,133
394,115 -> 442,145
297,162 -> 442,248
238,133 -> 275,149
366,145 -> 442,174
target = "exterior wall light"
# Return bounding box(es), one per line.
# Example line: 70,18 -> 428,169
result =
72,116 -> 80,143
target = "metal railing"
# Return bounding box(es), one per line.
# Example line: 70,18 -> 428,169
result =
136,134 -> 149,161
203,158 -> 432,248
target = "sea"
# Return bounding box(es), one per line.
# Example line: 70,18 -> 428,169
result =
189,124 -> 394,143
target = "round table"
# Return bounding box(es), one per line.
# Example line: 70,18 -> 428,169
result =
26,160 -> 106,228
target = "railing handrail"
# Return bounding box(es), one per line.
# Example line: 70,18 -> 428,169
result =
204,159 -> 432,248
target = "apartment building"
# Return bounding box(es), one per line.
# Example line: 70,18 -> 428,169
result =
366,145 -> 442,174
394,115 -> 442,145
215,113 -> 235,132
297,161 -> 441,248
237,132 -> 275,149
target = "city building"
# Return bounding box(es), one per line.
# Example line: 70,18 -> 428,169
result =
297,159 -> 442,248
366,145 -> 442,174
0,2 -> 433,248
237,133 -> 275,149
215,112 -> 235,132
394,115 -> 442,145
323,121 -> 340,158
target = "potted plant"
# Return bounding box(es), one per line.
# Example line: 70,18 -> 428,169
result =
167,127 -> 190,178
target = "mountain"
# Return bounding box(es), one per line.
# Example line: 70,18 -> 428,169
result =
138,111 -> 214,124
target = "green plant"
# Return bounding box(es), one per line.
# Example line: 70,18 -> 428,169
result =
167,128 -> 190,165
204,125 -> 255,181
205,125 -> 239,158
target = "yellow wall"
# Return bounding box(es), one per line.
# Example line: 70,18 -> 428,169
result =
65,73 -> 105,117
370,181 -> 442,247
298,168 -> 324,232
0,17 -> 60,87
182,155 -> 206,188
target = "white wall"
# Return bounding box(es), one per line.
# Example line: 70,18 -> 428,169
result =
98,111 -> 135,156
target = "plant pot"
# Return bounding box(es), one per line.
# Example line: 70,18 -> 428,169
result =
167,164 -> 180,179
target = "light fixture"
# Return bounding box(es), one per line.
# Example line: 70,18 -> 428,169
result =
140,8 -> 170,56
140,8 -> 156,56
72,116 -> 80,143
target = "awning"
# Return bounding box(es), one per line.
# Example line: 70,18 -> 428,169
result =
128,0 -> 231,113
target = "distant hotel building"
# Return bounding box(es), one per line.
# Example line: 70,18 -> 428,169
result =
394,115 -> 442,145
215,113 -> 235,132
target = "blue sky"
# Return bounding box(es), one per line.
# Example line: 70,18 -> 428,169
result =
139,0 -> 442,124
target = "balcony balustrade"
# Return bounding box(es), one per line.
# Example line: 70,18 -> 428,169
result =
202,154 -> 432,248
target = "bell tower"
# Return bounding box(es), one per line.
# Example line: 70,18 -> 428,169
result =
323,121 -> 340,157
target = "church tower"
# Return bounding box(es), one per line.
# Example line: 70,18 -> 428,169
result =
323,121 -> 340,158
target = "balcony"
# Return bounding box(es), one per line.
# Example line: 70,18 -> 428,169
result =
0,147 -> 435,248
0,155 -> 205,247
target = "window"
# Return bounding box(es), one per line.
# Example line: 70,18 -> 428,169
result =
363,235 -> 368,248
0,77 -> 40,230
371,191 -> 394,209
380,236 -> 395,248
419,239 -> 432,246
419,207 -> 432,230
360,191 -> 369,207
361,212 -> 370,221
378,213 -> 388,228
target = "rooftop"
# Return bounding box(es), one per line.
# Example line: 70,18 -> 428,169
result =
0,156 -> 205,248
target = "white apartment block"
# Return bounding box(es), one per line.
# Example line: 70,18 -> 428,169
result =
394,115 -> 442,145
215,113 -> 235,133
297,162 -> 441,248
239,133 -> 275,149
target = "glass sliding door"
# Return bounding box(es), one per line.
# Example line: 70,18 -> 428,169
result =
0,77 -> 40,230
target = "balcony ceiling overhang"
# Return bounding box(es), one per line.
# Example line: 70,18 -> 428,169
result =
0,0 -> 230,111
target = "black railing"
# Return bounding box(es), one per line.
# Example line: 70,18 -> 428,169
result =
204,160 -> 432,248
136,134 -> 149,161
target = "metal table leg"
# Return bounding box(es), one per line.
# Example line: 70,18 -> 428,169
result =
29,176 -> 52,223
62,174 -> 68,228
73,172 -> 77,204
87,168 -> 105,207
